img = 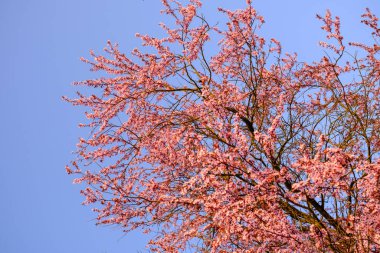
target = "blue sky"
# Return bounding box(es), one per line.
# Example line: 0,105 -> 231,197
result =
1,1 -> 379,252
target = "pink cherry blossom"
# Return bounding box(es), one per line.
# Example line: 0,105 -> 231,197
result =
65,1 -> 380,252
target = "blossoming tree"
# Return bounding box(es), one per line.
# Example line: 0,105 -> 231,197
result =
65,0 -> 380,252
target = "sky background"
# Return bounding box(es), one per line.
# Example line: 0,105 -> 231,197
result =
1,1 -> 379,252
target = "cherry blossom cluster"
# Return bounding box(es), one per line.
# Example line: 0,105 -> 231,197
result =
66,1 -> 380,252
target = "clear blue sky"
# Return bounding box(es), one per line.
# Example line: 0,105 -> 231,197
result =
1,1 -> 379,252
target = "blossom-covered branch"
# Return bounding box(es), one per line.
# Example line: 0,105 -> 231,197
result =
65,1 -> 380,252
